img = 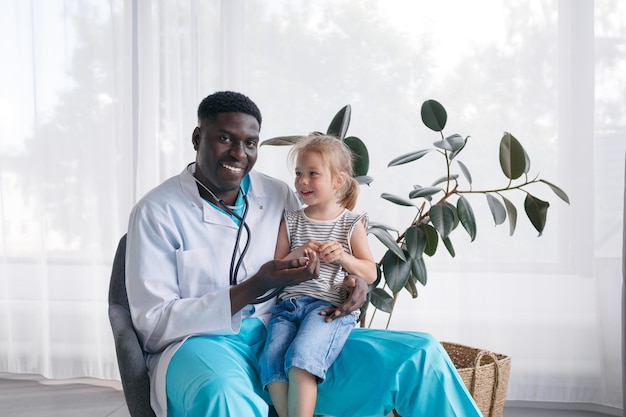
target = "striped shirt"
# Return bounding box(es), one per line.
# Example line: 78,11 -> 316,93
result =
279,209 -> 368,310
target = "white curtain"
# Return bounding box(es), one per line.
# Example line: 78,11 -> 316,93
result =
0,0 -> 623,411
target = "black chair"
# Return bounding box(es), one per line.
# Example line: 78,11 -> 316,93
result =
108,234 -> 156,417
108,234 -> 279,417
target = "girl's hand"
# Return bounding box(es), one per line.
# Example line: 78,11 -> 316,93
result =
303,240 -> 322,253
289,241 -> 321,260
317,240 -> 344,264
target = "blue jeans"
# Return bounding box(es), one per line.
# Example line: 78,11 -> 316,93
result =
260,296 -> 356,387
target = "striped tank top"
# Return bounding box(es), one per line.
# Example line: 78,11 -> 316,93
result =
279,209 -> 368,308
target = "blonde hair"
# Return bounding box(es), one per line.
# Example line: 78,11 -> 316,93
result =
289,134 -> 359,211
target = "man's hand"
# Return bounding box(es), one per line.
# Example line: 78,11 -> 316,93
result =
320,274 -> 368,322
256,249 -> 320,291
231,250 -> 319,314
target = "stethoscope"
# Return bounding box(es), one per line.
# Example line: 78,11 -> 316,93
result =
186,163 -> 281,304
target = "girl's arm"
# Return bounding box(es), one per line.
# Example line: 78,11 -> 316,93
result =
274,218 -> 292,260
275,218 -> 322,261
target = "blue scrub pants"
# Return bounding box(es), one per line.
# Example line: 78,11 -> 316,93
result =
166,318 -> 481,417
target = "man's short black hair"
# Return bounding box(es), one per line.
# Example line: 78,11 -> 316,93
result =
197,91 -> 262,127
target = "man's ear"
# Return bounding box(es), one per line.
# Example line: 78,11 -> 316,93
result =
192,127 -> 200,151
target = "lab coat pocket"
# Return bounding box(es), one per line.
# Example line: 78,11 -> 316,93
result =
175,247 -> 229,297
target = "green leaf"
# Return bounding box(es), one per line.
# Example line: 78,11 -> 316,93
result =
344,136 -> 369,177
410,185 -> 433,202
260,135 -> 304,146
410,256 -> 427,286
326,105 -> 351,140
368,222 -> 398,233
433,134 -> 465,152
421,99 -> 447,132
368,227 -> 406,261
382,249 -> 412,294
421,224 -> 439,256
431,174 -> 458,187
502,195 -> 518,236
429,203 -> 455,239
524,193 -> 550,236
449,135 -> 469,160
355,175 -> 374,185
457,196 -> 477,241
388,149 -> 432,167
442,202 -> 460,230
369,288 -> 394,313
409,186 -> 443,199
486,194 -> 506,225
499,132 -> 527,180
456,160 -> 472,185
540,179 -> 570,204
371,264 -> 383,288
442,236 -> 456,257
381,193 -> 415,207
404,275 -> 419,298
405,226 -> 426,260
523,147 -> 531,174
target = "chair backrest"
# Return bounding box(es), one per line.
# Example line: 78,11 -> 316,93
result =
109,234 -> 283,417
109,234 -> 129,310
108,234 -> 156,417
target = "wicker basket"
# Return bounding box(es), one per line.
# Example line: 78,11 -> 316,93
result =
441,341 -> 511,417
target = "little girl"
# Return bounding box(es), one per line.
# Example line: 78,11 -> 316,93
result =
260,134 -> 378,417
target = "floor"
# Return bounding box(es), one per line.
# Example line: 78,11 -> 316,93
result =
0,374 -> 128,417
0,373 -> 621,417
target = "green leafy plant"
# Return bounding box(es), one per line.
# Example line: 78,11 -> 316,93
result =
261,99 -> 570,327
261,105 -> 373,185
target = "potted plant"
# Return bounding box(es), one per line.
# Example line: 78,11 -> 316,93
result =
261,99 -> 569,417
262,99 -> 569,323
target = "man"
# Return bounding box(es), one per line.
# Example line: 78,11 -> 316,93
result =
126,91 -> 481,417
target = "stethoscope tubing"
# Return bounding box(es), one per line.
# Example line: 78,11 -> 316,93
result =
186,162 -> 281,304
228,198 -> 250,287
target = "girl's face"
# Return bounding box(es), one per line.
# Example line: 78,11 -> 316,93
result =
294,150 -> 341,208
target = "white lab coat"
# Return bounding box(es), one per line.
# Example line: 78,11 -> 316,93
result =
126,164 -> 300,417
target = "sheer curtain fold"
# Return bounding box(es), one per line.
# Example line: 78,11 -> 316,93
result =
622,150 -> 626,415
0,0 -> 623,411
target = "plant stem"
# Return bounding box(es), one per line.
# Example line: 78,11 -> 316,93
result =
367,301 -> 377,328
445,150 -> 451,194
385,294 -> 398,330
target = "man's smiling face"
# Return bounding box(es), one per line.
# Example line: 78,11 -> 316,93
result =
193,112 -> 260,205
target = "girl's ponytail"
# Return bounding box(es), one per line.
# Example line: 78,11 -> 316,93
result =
339,176 -> 359,211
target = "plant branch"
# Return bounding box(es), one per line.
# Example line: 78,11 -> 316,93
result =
454,178 -> 544,195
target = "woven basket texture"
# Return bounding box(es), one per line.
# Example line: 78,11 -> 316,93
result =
441,341 -> 512,417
